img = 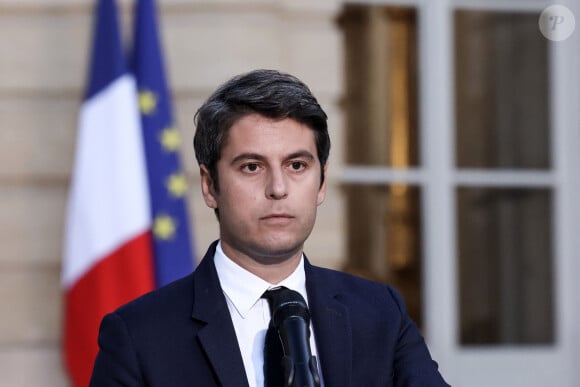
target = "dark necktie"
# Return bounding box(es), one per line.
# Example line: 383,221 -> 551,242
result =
262,287 -> 307,387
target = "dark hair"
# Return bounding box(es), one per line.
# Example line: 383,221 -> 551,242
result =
193,69 -> 331,190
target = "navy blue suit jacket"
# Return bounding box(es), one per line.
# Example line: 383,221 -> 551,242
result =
90,241 -> 449,386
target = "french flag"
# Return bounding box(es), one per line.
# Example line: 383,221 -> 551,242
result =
62,0 -> 193,385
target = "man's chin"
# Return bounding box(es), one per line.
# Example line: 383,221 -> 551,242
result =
248,239 -> 304,264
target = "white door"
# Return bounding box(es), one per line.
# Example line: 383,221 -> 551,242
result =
341,0 -> 580,385
421,1 -> 579,385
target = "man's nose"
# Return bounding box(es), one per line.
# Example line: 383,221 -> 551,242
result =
266,168 -> 288,199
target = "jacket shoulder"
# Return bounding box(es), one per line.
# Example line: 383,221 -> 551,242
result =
114,273 -> 195,323
309,264 -> 403,302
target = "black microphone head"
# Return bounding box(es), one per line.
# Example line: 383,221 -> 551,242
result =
267,288 -> 320,386
271,291 -> 311,328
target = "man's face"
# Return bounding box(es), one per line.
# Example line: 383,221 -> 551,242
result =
200,113 -> 327,265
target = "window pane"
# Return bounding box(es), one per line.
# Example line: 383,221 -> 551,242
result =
344,184 -> 423,326
457,187 -> 554,344
339,5 -> 419,167
455,11 -> 550,169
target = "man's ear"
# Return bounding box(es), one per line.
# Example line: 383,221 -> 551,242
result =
317,162 -> 328,206
200,165 -> 218,209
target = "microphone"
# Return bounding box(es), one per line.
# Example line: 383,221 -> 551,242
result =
271,294 -> 321,387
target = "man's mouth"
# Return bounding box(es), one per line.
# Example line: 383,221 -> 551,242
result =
260,214 -> 294,224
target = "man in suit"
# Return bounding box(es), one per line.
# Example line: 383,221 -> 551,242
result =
90,69 -> 449,386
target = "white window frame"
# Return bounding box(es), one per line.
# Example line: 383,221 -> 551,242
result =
341,0 -> 580,385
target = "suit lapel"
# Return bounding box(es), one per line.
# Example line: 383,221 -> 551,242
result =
305,259 -> 352,387
191,242 -> 249,387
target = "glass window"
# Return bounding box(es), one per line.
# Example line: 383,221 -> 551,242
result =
455,11 -> 550,169
344,184 -> 423,325
340,5 -> 419,168
339,5 -> 422,325
454,9 -> 554,345
457,187 -> 554,344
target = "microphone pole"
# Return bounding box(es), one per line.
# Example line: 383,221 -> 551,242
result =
272,298 -> 321,387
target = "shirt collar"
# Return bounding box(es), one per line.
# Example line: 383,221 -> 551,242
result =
214,240 -> 308,318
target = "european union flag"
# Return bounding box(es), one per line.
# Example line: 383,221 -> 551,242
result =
131,0 -> 194,286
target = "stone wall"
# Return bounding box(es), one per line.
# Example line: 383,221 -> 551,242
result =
0,0 -> 345,384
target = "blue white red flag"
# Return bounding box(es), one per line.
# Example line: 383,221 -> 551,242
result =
62,0 -> 193,385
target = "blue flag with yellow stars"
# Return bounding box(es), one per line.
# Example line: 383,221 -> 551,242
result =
131,0 -> 194,286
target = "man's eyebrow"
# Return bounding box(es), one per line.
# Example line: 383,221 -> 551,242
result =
286,151 -> 315,161
230,153 -> 266,165
230,151 -> 315,165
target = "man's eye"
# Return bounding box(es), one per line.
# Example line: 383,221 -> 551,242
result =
243,163 -> 259,172
290,161 -> 305,171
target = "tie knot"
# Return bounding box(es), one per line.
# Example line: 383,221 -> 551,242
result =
262,287 -> 307,313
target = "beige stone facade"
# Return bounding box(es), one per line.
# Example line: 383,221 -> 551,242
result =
0,1 -> 345,385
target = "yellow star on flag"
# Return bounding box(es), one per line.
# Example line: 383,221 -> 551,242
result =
153,214 -> 176,240
167,172 -> 188,198
139,90 -> 157,115
160,127 -> 181,152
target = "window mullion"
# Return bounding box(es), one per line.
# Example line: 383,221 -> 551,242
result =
418,0 -> 456,366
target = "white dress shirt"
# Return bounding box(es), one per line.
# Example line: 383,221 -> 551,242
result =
213,241 -> 322,387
